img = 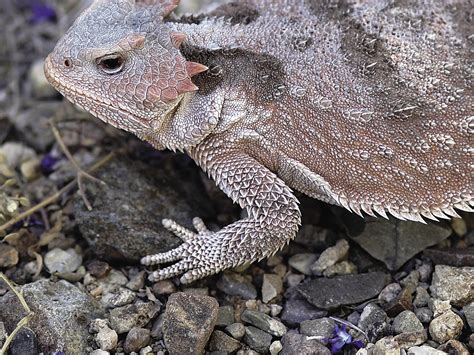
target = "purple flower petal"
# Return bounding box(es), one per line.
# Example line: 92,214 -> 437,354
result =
30,1 -> 56,24
41,153 -> 60,174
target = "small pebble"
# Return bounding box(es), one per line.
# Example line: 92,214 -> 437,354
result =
241,309 -> 287,337
216,272 -> 257,299
270,340 -> 283,355
0,244 -> 19,267
311,239 -> 349,274
44,248 -> 82,273
378,283 -> 402,304
123,327 -> 151,353
216,305 -> 235,327
225,323 -> 246,340
152,280 -> 176,295
262,274 -> 283,303
243,326 -> 272,353
414,307 -> 433,324
95,325 -> 118,351
392,310 -> 424,334
288,253 -> 318,275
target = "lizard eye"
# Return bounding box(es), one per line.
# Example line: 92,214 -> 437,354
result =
97,54 -> 125,74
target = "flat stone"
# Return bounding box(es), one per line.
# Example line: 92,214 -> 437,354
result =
428,310 -> 463,343
299,317 -> 335,338
297,272 -> 388,310
311,239 -> 349,274
0,244 -> 19,267
430,265 -> 474,307
243,326 -> 272,353
393,310 -> 424,334
262,274 -> 283,303
424,248 -> 474,267
241,309 -> 287,337
345,217 -> 451,270
109,301 -> 160,334
123,327 -> 151,353
163,292 -> 219,355
44,248 -> 82,273
393,331 -> 427,348
280,333 -> 330,355
209,330 -> 241,353
101,287 -> 136,308
288,253 -> 318,275
280,299 -> 327,327
75,157 -> 214,262
0,280 -> 104,353
216,272 -> 257,299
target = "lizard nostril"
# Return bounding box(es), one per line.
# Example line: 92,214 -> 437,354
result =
63,58 -> 73,68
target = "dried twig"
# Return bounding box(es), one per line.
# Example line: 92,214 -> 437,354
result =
0,152 -> 114,235
50,121 -> 106,211
0,273 -> 33,355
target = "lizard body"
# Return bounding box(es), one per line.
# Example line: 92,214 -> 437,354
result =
45,0 -> 473,283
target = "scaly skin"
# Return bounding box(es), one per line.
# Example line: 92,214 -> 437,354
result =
44,0 -> 473,283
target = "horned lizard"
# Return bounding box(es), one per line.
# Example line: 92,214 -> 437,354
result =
44,0 -> 473,283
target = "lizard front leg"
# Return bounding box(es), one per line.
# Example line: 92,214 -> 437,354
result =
141,150 -> 301,284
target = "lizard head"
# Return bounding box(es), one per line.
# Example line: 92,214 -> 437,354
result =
44,0 -> 207,136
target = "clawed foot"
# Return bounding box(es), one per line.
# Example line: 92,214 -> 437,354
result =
141,217 -> 218,284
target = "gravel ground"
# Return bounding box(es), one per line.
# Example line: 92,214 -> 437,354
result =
0,1 -> 473,355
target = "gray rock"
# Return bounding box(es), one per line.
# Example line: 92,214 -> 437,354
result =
280,299 -> 327,327
150,313 -> 165,339
423,248 -> 474,267
299,317 -> 335,338
393,310 -> 424,334
311,239 -> 349,274
225,323 -> 246,340
417,263 -> 433,283
408,345 -> 445,355
463,301 -> 474,330
428,310 -> 464,343
288,253 -> 318,275
243,326 -> 273,353
216,272 -> 257,299
152,280 -> 177,295
95,324 -> 118,351
262,274 -> 283,303
75,157 -> 214,262
429,299 -> 451,318
372,336 -> 401,354
216,305 -> 235,327
163,292 -> 219,355
413,287 -> 430,308
346,217 -> 451,270
280,333 -> 331,355
297,272 -> 388,310
358,303 -> 389,342
241,309 -> 287,337
378,283 -> 402,304
9,327 -> 38,355
101,287 -> 136,308
109,301 -> 160,334
89,350 -> 110,355
0,321 -> 6,346
294,225 -> 338,250
44,248 -> 82,273
414,307 -> 433,324
123,327 -> 151,353
126,271 -> 146,291
430,265 -> 474,307
0,280 -> 104,353
209,330 -> 241,353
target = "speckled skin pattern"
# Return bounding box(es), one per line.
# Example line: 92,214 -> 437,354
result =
45,0 -> 473,283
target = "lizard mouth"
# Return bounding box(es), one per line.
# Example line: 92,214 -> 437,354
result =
44,55 -> 152,130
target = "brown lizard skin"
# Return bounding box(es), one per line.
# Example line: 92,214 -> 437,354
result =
44,0 -> 473,283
